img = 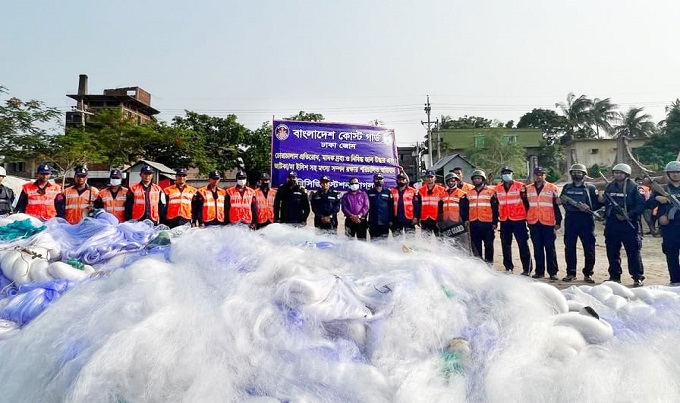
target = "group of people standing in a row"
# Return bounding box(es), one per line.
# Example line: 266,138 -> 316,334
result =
0,160 -> 679,286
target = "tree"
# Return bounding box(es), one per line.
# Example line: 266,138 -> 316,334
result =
555,93 -> 595,141
516,108 -> 568,145
613,107 -> 656,139
439,115 -> 492,129
465,130 -> 527,181
240,122 -> 273,183
286,111 -> 324,122
590,98 -> 618,138
638,100 -> 680,167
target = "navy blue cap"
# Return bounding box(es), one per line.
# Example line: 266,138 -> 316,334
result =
140,165 -> 154,174
37,163 -> 52,174
397,172 -> 408,179
176,168 -> 188,176
320,175 -> 331,182
260,173 -> 271,180
110,169 -> 123,179
209,170 -> 221,179
373,173 -> 384,180
288,171 -> 298,178
74,166 -> 88,176
534,166 -> 547,175
425,170 -> 436,177
236,171 -> 247,179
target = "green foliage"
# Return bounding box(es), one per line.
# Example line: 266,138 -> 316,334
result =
555,93 -> 595,141
517,108 -> 568,145
613,107 -> 657,139
536,140 -> 565,176
546,168 -> 561,183
239,121 -> 273,183
439,115 -> 492,129
465,129 -> 527,180
588,164 -> 602,178
638,100 -> 680,167
286,111 -> 324,122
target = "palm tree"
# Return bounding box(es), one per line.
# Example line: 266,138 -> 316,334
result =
613,107 -> 657,138
555,93 -> 594,140
591,98 -> 618,138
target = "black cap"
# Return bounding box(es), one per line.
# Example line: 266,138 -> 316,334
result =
236,171 -> 247,179
533,166 -> 546,175
260,173 -> 271,180
176,168 -> 188,176
209,170 -> 221,179
288,171 -> 298,178
320,175 -> 331,182
373,173 -> 384,180
140,165 -> 154,174
74,166 -> 88,176
397,172 -> 408,179
37,163 -> 52,174
110,169 -> 123,179
500,166 -> 513,173
425,170 -> 436,177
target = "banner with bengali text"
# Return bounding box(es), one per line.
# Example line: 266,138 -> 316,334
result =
271,120 -> 399,191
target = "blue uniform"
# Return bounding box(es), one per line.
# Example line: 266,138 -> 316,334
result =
561,183 -> 601,277
602,179 -> 645,281
367,187 -> 392,239
310,189 -> 341,230
647,183 -> 680,283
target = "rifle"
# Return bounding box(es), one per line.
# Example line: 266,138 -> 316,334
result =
559,194 -> 603,221
644,175 -> 680,211
599,172 -> 637,230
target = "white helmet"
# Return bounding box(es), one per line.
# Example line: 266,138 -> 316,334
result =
612,163 -> 632,175
0,166 -> 5,176
665,161 -> 680,173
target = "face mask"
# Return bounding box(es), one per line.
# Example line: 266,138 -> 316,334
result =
110,179 -> 122,186
502,173 -> 513,182
398,181 -> 407,188
374,180 -> 383,187
237,179 -> 247,186
349,184 -> 360,191
571,174 -> 584,182
260,181 -> 270,188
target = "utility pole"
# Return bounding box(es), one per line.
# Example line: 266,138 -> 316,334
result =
436,119 -> 441,161
421,95 -> 436,168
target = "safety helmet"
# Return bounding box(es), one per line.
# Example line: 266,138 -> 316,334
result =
470,170 -> 487,181
665,161 -> 680,173
612,163 -> 632,175
445,173 -> 460,182
0,167 -> 5,176
569,163 -> 587,174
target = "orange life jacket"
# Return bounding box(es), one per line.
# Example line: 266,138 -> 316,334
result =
197,186 -> 226,223
460,182 -> 475,193
468,186 -> 495,223
164,184 -> 197,220
418,184 -> 446,220
526,182 -> 558,226
129,182 -> 162,222
64,185 -> 99,224
226,186 -> 256,224
98,186 -> 128,222
441,187 -> 467,222
496,181 -> 527,221
22,182 -> 62,221
390,187 -> 416,220
254,188 -> 277,224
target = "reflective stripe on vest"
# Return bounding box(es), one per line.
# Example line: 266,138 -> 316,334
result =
23,182 -> 62,221
197,186 -> 226,223
130,183 -> 162,222
526,182 -> 558,226
255,188 -> 277,224
441,187 -> 467,222
496,181 -> 527,221
390,187 -> 416,220
418,184 -> 445,220
164,185 -> 197,220
468,187 -> 495,223
227,186 -> 255,224
99,187 -> 128,222
64,186 -> 99,224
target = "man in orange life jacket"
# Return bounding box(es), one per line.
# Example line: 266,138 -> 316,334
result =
163,168 -> 197,228
254,173 -> 277,229
495,165 -> 533,275
438,172 -> 470,248
225,170 -> 257,228
417,170 -> 446,236
526,167 -> 562,280
16,163 -> 64,221
311,174 -> 341,233
94,169 -> 128,223
61,166 -> 99,225
194,169 -> 227,227
390,172 -> 420,238
465,170 -> 498,263
452,167 -> 475,193
125,164 -> 166,225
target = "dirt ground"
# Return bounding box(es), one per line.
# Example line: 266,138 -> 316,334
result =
318,213 -> 669,290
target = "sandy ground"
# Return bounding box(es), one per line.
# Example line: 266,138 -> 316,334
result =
319,213 -> 669,290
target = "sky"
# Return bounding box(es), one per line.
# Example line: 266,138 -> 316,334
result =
3,0 -> 680,146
